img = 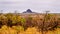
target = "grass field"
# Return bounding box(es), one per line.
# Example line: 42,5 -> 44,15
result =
0,25 -> 60,34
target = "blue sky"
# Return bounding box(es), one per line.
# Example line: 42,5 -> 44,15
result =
0,0 -> 60,13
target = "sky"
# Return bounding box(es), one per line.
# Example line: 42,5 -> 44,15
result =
0,0 -> 60,13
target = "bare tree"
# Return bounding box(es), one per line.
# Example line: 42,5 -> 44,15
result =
0,10 -> 3,14
41,11 -> 50,34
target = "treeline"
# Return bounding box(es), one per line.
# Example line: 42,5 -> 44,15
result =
0,13 -> 60,31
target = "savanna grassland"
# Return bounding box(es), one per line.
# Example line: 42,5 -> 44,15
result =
0,13 -> 60,34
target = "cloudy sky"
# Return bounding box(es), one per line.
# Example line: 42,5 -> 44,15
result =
0,0 -> 60,13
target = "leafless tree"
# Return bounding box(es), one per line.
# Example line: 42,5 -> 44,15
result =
41,11 -> 50,34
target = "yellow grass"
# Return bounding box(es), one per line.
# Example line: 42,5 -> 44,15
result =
0,26 -> 60,34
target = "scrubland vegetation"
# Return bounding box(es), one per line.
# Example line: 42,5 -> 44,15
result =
0,13 -> 60,34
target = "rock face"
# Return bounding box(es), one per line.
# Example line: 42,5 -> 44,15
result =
23,9 -> 36,13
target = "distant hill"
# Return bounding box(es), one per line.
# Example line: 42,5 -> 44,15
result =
23,9 -> 36,13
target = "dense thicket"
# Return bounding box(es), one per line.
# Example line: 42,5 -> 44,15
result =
0,13 -> 60,31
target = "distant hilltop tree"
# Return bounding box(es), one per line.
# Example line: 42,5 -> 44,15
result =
23,9 -> 36,13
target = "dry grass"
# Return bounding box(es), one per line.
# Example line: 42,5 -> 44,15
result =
0,26 -> 60,34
